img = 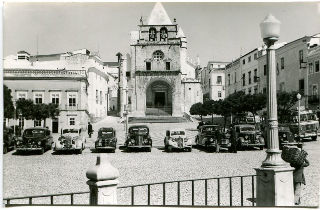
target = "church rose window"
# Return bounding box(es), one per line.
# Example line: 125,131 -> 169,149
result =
160,27 -> 168,41
153,51 -> 164,61
149,28 -> 157,41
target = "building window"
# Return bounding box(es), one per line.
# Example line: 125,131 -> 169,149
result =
166,62 -> 170,70
228,74 -> 230,86
254,53 -> 257,60
209,79 -> 211,86
248,71 -> 252,84
248,56 -> 251,63
160,27 -> 168,41
281,57 -> 284,69
254,87 -> 258,94
34,92 -> 44,104
69,117 -> 75,126
218,91 -> 222,98
264,65 -> 267,76
309,63 -> 314,74
254,69 -> 258,82
149,27 -> 157,41
315,61 -> 319,72
68,92 -> 77,107
100,91 -> 102,105
96,90 -> 99,104
299,79 -> 304,94
312,85 -> 318,96
146,62 -> 151,70
34,120 -> 41,127
242,74 -> 246,86
153,51 -> 164,61
235,72 -> 237,83
299,50 -> 303,63
19,118 -> 25,128
277,63 -> 279,74
243,59 -> 245,65
17,91 -> 27,100
217,76 -> 222,84
51,93 -> 60,105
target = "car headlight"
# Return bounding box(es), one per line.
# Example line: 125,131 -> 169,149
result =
38,141 -> 42,145
131,139 -> 135,143
209,138 -> 214,142
245,136 -> 248,139
203,138 -> 207,141
184,138 -> 188,142
171,138 -> 175,142
294,134 -> 298,137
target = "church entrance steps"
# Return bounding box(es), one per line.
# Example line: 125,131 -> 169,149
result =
128,116 -> 190,123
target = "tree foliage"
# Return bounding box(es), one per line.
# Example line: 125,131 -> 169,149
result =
277,91 -> 300,123
189,102 -> 207,120
16,99 -> 34,120
4,85 -> 14,119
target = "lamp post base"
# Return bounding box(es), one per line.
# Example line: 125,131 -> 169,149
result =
255,167 -> 295,206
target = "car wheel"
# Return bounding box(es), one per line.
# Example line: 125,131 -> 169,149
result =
39,147 -> 44,155
167,146 -> 173,153
311,136 -> 317,141
111,149 -> 116,153
127,147 -> 131,152
188,147 -> 192,152
3,145 -> 8,154
147,147 -> 152,152
237,141 -> 243,151
216,145 -> 220,153
77,149 -> 82,154
260,145 -> 264,150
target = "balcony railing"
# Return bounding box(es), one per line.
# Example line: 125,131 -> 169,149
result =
59,104 -> 87,111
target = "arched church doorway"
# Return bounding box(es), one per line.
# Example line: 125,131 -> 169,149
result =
146,80 -> 172,115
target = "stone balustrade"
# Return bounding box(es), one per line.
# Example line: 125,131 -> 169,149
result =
3,69 -> 87,78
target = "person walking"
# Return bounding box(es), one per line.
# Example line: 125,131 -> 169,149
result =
88,122 -> 93,138
291,154 -> 309,205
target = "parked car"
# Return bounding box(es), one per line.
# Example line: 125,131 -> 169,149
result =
3,127 -> 16,154
278,124 -> 303,150
195,125 -> 231,152
164,129 -> 192,152
233,124 -> 265,150
16,127 -> 53,154
95,127 -> 117,152
54,128 -> 85,154
125,125 -> 152,152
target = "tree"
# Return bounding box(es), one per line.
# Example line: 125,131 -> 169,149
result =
277,91 -> 300,123
3,85 -> 14,119
189,102 -> 207,121
16,99 -> 34,120
203,100 -> 216,123
48,103 -> 60,120
32,103 -> 50,127
243,93 -> 267,123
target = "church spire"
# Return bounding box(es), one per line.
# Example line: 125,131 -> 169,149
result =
147,2 -> 172,25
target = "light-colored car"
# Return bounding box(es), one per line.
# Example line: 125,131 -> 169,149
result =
54,128 -> 85,154
164,129 -> 192,152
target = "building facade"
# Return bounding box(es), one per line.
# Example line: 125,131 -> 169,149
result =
126,2 -> 202,117
307,43 -> 320,109
200,61 -> 228,101
4,49 -> 118,132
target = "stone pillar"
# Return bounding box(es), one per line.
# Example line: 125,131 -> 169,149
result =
255,37 -> 294,207
86,155 -> 119,205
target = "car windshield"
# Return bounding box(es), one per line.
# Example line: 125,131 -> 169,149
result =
171,131 -> 185,135
308,114 -> 317,120
100,131 -> 113,137
63,129 -> 79,134
240,127 -> 255,132
24,129 -> 45,137
203,126 -> 219,132
130,128 -> 148,134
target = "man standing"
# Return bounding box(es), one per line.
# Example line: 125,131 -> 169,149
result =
88,122 -> 93,138
291,153 -> 309,205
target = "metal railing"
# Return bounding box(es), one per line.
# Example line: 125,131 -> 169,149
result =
3,174 -> 257,206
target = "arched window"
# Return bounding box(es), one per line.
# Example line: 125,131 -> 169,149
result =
160,27 -> 168,41
153,51 -> 164,61
149,28 -> 157,41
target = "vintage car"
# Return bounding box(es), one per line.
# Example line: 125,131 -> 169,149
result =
3,127 -> 16,154
54,128 -> 85,154
125,125 -> 152,152
233,124 -> 265,150
95,127 -> 117,152
164,129 -> 192,152
16,127 -> 53,154
278,124 -> 303,150
195,125 -> 231,152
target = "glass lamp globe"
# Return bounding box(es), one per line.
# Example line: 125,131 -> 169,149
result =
297,93 -> 301,100
260,14 -> 281,40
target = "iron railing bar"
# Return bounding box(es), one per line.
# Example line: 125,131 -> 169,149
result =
117,175 -> 257,189
3,191 -> 89,200
147,185 -> 150,206
217,178 -> 220,207
177,181 -> 180,206
7,200 -> 10,205
29,198 -> 32,205
240,176 -> 244,206
71,194 -> 74,205
191,180 -> 194,206
50,196 -> 53,205
252,176 -> 255,206
229,177 -> 232,206
163,183 -> 166,206
131,186 -> 134,206
205,179 -> 208,206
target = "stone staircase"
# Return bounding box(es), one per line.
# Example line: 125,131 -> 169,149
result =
128,116 -> 190,123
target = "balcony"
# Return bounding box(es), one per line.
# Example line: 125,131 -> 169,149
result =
60,104 -> 87,111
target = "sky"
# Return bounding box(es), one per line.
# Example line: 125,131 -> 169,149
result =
3,1 -> 320,66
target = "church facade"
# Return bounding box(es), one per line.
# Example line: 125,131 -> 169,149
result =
126,3 -> 202,117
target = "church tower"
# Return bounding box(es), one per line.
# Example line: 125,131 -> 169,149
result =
127,2 -> 202,117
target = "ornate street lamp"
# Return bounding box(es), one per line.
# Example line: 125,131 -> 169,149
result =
255,14 -> 294,206
297,93 -> 301,141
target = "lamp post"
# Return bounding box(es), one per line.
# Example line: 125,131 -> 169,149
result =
255,14 -> 294,206
297,93 -> 301,141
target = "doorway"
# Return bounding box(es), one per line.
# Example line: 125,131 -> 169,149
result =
52,118 -> 59,133
155,92 -> 165,106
